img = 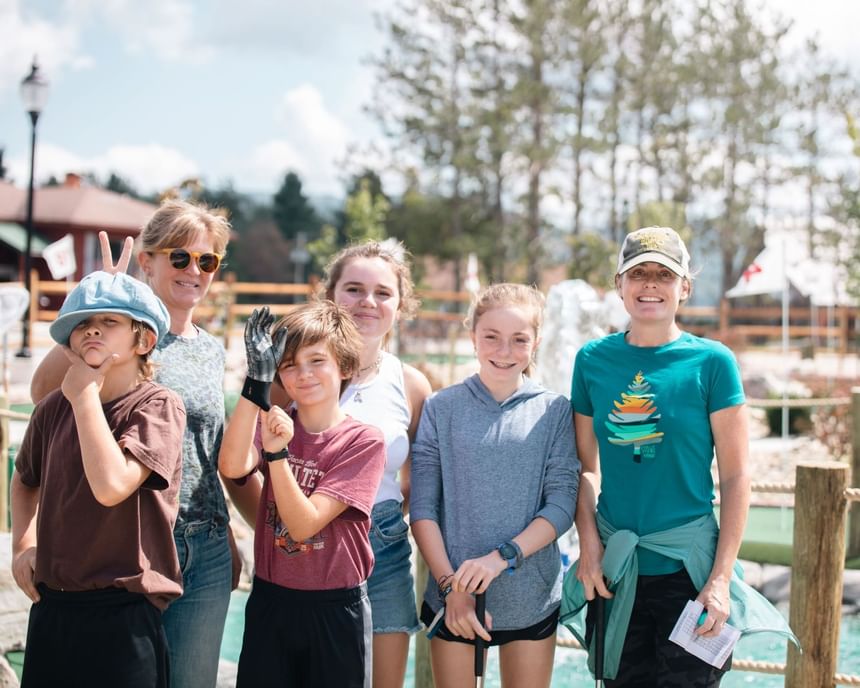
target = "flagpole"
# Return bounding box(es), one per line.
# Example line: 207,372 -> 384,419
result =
781,238 -> 789,441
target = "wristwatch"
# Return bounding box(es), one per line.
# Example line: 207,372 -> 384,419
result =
497,541 -> 522,573
261,448 -> 291,462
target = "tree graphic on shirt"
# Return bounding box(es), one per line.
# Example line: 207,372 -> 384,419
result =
605,371 -> 664,463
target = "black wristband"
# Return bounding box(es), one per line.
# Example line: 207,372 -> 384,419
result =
241,376 -> 272,411
262,448 -> 291,462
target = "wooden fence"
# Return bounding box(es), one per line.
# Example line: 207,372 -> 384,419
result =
18,271 -> 474,351
15,272 -> 860,352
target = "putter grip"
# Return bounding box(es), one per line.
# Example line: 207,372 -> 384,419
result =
594,595 -> 606,680
475,593 -> 486,678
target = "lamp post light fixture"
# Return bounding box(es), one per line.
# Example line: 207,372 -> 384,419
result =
16,58 -> 49,358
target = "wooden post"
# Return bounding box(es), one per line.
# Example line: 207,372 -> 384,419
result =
222,273 -> 237,351
28,269 -> 39,346
839,306 -> 850,355
785,461 -> 848,688
414,552 -> 434,688
446,323 -> 459,387
0,393 -> 8,532
849,388 -> 860,559
719,298 -> 730,340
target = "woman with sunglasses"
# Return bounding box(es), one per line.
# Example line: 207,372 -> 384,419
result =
31,199 -> 260,688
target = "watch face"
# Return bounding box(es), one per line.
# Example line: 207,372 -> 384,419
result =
499,543 -> 517,561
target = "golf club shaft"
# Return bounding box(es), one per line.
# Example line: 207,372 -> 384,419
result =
475,592 -> 486,688
595,594 -> 606,688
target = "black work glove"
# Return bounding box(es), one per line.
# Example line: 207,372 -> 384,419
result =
241,306 -> 288,410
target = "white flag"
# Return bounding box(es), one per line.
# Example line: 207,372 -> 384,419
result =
42,234 -> 77,280
725,245 -> 785,298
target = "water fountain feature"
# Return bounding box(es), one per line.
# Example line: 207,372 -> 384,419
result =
533,279 -> 628,397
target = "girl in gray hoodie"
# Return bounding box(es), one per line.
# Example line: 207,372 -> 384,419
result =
411,283 -> 580,688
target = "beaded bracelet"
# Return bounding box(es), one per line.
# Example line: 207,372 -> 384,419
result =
437,573 -> 454,599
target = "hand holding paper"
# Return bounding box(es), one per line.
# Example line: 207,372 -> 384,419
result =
669,600 -> 740,669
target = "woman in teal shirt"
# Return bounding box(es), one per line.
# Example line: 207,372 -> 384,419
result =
565,227 -> 794,686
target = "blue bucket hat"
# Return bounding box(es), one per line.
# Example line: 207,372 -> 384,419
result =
50,271 -> 170,346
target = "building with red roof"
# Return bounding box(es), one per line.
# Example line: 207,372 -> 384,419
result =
0,173 -> 157,281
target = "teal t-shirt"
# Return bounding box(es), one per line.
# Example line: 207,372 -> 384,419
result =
571,331 -> 744,574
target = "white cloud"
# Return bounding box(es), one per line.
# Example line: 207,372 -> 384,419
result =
6,142 -> 87,185
764,0 -> 860,70
96,0 -> 213,63
97,144 -> 200,191
5,141 -> 199,193
231,85 -> 354,194
276,85 -> 351,152
241,139 -> 308,191
0,0 -> 87,100
202,0 -> 392,57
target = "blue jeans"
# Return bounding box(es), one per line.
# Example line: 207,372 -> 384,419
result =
367,500 -> 421,634
162,521 -> 232,688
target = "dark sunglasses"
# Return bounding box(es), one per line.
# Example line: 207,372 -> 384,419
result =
154,248 -> 223,273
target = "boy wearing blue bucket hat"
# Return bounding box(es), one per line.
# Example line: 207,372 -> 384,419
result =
11,271 -> 186,688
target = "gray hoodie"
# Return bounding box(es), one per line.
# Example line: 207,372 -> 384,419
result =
411,374 -> 580,630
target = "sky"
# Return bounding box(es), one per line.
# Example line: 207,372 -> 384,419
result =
1,0 -> 860,201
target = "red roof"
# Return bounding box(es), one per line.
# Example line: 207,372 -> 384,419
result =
0,181 -> 25,218
0,178 -> 156,233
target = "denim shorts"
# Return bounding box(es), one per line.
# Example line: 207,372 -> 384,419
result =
367,499 -> 422,634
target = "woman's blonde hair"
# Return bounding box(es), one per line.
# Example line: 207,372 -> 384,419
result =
272,301 -> 363,397
322,240 -> 419,319
137,199 -> 231,255
465,283 -> 545,376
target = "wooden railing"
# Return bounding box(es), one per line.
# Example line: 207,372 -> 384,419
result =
13,272 -> 860,352
18,272 -> 476,350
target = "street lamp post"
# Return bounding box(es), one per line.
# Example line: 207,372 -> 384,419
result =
16,58 -> 49,358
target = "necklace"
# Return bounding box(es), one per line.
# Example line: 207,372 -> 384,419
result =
353,353 -> 383,403
357,353 -> 383,376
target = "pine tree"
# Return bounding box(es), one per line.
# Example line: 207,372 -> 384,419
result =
605,371 -> 663,463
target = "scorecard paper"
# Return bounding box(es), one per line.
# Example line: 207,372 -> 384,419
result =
668,600 -> 740,668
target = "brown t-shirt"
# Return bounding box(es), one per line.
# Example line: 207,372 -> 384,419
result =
16,381 -> 186,610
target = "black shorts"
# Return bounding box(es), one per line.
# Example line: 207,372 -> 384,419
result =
237,576 -> 372,688
22,585 -> 169,688
420,601 -> 559,647
586,569 -> 730,688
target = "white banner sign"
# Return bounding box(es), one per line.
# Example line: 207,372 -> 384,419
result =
42,234 -> 77,280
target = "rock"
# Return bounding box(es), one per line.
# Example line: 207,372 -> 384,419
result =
0,656 -> 18,688
738,560 -> 763,589
760,564 -> 792,603
843,570 -> 860,604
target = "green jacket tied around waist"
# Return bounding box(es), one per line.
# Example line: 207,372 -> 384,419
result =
560,512 -> 800,680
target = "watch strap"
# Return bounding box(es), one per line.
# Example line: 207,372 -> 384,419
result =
262,448 -> 291,462
497,541 -> 518,574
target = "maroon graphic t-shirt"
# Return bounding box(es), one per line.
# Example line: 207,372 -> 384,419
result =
254,413 -> 385,590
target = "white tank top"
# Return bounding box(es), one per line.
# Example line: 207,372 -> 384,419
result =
340,352 -> 411,504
